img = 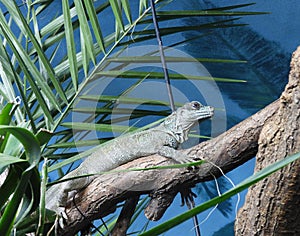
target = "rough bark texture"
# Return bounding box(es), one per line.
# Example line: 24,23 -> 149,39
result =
111,196 -> 139,236
235,47 -> 300,235
58,99 -> 279,235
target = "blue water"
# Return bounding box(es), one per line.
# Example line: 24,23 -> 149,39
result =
169,1 -> 298,235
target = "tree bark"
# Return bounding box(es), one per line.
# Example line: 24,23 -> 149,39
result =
235,47 -> 300,235
111,196 -> 140,236
57,98 -> 279,235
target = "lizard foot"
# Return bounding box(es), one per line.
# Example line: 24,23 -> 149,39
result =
173,154 -> 202,168
158,146 -> 201,166
55,207 -> 68,229
176,156 -> 194,164
180,188 -> 197,207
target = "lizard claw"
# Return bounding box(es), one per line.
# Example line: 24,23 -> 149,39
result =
61,209 -> 68,220
173,154 -> 196,164
56,207 -> 68,229
180,188 -> 197,207
173,154 -> 203,171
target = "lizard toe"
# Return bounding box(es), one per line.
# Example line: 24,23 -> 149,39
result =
56,207 -> 68,229
59,207 -> 68,220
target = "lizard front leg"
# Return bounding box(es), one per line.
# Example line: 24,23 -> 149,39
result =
157,146 -> 199,164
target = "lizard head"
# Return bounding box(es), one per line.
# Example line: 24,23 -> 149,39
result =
177,101 -> 214,124
162,101 -> 214,143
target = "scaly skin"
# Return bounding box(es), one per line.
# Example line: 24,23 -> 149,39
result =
46,101 -> 214,217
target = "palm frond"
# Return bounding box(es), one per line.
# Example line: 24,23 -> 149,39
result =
0,1 -> 272,234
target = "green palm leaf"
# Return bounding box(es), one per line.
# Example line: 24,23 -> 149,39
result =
0,1 -> 276,235
62,0 -> 78,90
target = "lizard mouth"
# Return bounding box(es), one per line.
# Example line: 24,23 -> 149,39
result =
197,106 -> 214,120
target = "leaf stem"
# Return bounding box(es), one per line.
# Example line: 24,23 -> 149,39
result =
150,0 -> 175,111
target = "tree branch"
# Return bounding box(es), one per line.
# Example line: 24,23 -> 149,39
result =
58,99 -> 279,235
111,196 -> 140,236
235,46 -> 300,235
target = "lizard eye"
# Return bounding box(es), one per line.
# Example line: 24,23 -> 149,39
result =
192,102 -> 202,110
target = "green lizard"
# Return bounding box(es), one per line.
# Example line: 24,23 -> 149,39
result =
46,101 -> 214,225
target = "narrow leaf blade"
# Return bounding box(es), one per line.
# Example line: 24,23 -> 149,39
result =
62,0 -> 78,90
